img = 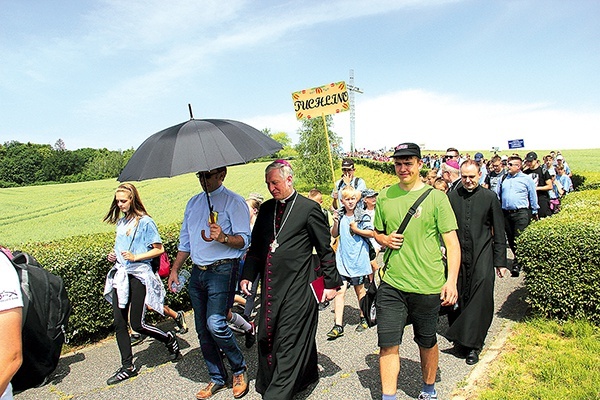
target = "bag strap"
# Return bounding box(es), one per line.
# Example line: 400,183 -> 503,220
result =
127,217 -> 140,251
382,188 -> 433,267
498,172 -> 508,204
337,177 -> 361,191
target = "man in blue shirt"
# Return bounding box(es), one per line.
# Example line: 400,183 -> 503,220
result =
169,167 -> 252,399
496,155 -> 539,277
474,152 -> 487,185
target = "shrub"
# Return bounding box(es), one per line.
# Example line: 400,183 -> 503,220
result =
518,188 -> 600,326
19,221 -> 193,345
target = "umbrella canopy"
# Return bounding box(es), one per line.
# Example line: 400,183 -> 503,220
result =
118,118 -> 283,182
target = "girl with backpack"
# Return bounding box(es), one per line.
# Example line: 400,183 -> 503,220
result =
102,183 -> 181,385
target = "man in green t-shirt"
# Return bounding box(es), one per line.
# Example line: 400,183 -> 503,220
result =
373,142 -> 460,400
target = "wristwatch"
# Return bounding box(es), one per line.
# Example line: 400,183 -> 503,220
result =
223,234 -> 229,244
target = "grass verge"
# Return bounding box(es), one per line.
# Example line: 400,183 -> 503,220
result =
468,318 -> 600,400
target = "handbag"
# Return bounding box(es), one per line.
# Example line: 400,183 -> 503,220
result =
152,252 -> 171,278
360,268 -> 382,327
359,188 -> 433,327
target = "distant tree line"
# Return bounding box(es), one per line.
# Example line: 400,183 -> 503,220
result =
0,126 -> 334,188
0,140 -> 134,187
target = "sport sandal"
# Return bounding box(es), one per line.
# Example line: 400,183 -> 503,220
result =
175,311 -> 188,334
326,324 -> 344,339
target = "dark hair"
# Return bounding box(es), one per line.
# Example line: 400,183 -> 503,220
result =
103,183 -> 149,224
308,188 -> 322,199
460,159 -> 479,170
508,155 -> 522,163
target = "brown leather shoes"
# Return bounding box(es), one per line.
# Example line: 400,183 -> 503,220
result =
196,381 -> 226,399
232,370 -> 249,399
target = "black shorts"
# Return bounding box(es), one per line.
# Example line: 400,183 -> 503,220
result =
376,281 -> 441,349
341,275 -> 367,287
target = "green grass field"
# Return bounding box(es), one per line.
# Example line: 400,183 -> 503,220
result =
1,149 -> 598,247
0,162 -> 271,247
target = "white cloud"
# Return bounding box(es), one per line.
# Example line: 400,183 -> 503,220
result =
248,89 -> 600,152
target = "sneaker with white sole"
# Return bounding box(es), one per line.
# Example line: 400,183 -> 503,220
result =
166,331 -> 182,361
107,365 -> 138,385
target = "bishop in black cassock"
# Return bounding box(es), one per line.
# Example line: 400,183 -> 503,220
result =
241,160 -> 341,400
446,160 -> 507,365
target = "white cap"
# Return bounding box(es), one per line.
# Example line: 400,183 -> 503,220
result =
501,155 -> 508,160
556,155 -> 564,160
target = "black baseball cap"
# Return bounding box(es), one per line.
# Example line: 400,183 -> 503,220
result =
392,142 -> 421,159
525,151 -> 538,162
341,159 -> 354,169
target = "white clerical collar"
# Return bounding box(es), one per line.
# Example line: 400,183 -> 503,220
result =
279,190 -> 296,203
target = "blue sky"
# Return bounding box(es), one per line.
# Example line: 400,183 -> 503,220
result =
1,0 -> 599,153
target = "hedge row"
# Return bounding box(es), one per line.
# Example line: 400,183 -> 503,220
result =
518,188 -> 600,326
19,222 -> 193,345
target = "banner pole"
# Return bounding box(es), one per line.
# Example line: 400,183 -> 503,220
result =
322,113 -> 336,187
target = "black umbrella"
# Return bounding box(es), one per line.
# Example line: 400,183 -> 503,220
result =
118,118 -> 282,182
118,108 -> 283,241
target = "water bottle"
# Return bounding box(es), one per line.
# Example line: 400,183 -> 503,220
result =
171,269 -> 191,293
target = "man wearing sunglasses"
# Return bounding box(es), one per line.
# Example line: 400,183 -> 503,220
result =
169,167 -> 252,399
331,158 -> 367,210
496,156 -> 538,277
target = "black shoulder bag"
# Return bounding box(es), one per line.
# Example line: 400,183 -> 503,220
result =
360,188 -> 433,327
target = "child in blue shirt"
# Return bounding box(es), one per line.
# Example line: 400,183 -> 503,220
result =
327,186 -> 374,339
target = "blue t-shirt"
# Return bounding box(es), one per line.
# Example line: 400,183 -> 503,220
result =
114,215 -> 162,268
335,213 -> 373,278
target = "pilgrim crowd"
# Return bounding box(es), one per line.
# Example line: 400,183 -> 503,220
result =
1,145 -> 573,400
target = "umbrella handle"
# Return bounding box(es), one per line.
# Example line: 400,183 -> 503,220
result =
201,230 -> 214,242
201,211 -> 218,242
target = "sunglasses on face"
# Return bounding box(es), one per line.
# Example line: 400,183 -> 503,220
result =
196,171 -> 219,179
507,162 -> 520,167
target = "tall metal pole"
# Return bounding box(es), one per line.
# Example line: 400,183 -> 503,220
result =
349,69 -> 356,154
347,69 -> 363,154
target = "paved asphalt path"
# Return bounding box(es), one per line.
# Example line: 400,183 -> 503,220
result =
16,255 -> 526,400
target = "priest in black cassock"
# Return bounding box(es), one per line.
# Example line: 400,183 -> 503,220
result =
240,160 -> 341,400
446,160 -> 508,365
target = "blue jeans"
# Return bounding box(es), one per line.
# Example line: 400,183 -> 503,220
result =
189,260 -> 246,385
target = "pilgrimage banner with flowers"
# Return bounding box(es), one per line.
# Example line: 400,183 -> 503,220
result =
291,81 -> 349,120
291,81 -> 350,185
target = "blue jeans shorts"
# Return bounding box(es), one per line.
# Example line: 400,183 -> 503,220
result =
376,281 -> 441,349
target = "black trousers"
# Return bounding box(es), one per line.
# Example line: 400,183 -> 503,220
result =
503,209 -> 531,259
112,274 -> 169,368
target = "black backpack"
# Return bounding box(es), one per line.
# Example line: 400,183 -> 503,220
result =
9,251 -> 72,391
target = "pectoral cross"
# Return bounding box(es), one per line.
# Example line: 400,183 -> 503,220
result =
270,239 -> 279,253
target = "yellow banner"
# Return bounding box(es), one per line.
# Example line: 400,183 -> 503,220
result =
292,81 -> 350,120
